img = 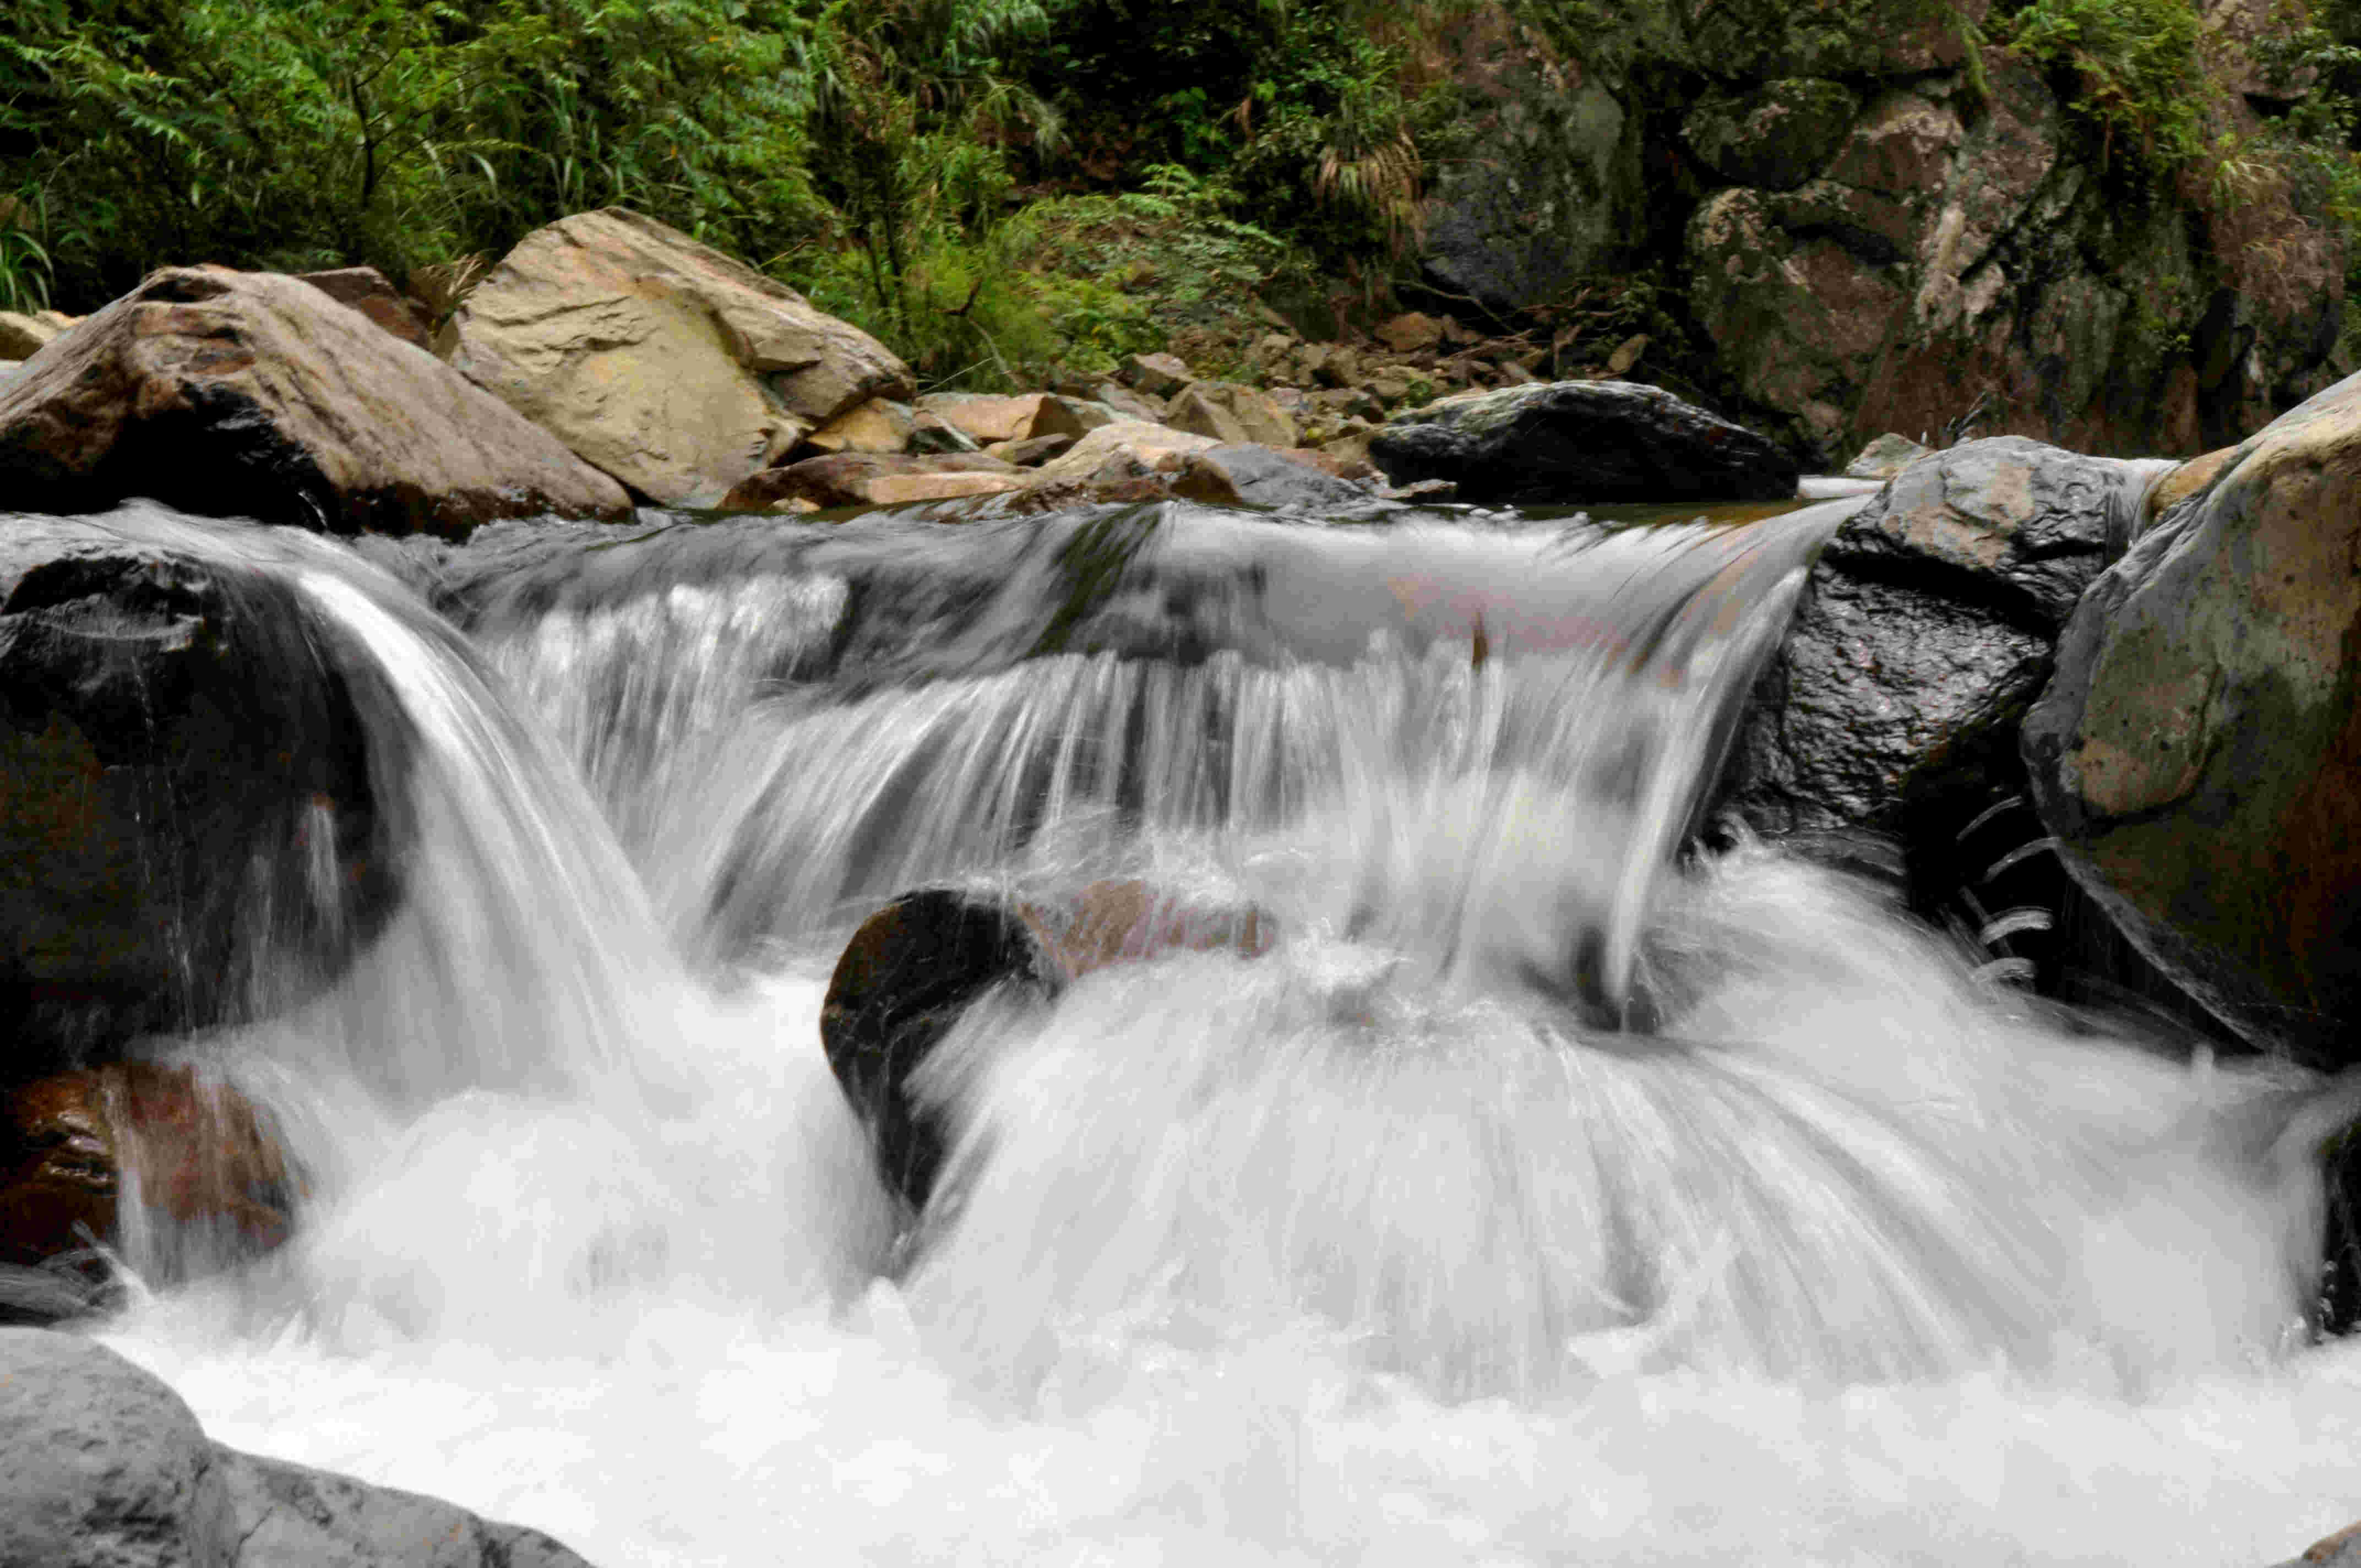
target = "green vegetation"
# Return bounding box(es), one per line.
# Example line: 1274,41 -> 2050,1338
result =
0,0 -> 1460,385
4,0 -> 2361,387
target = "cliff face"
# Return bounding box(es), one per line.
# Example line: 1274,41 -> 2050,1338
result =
1416,0 -> 2349,462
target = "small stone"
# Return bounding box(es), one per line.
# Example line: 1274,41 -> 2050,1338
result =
1377,312 -> 1445,355
1842,432 -> 1934,480
803,397 -> 917,456
1119,352 -> 1194,398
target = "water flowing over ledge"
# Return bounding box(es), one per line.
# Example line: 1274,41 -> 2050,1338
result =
30,498 -> 2360,1566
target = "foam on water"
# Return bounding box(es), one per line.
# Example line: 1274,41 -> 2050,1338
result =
53,499 -> 2361,1565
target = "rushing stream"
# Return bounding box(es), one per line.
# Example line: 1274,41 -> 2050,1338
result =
57,498 -> 2361,1565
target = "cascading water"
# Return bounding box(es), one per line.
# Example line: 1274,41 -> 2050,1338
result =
51,498 -> 2361,1565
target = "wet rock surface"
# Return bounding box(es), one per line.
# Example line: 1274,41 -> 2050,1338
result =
822,882 -> 1271,1211
2025,372 -> 2361,1058
1723,438 -> 2167,841
0,516 -> 390,1070
0,1064 -> 293,1283
0,269 -> 630,535
0,1328 -> 594,1567
1369,379 -> 1796,503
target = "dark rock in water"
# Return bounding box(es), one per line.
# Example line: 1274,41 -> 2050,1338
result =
0,1065 -> 294,1279
1369,380 -> 1797,504
0,1328 -> 594,1566
0,515 -> 391,1070
0,266 -> 630,535
2025,372 -> 2361,1059
822,881 -> 1272,1211
1725,437 -> 2166,840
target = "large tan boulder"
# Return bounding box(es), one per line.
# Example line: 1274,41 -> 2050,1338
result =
1025,420 -> 1220,486
1167,382 -> 1299,448
2025,371 -> 2361,1055
445,208 -> 912,506
0,268 -> 630,533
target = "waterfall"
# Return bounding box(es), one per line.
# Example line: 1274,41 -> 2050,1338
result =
45,498 -> 2361,1567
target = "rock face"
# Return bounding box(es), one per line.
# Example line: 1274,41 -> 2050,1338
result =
1370,380 -> 1796,503
2023,373 -> 2361,1056
0,1328 -> 592,1567
447,208 -> 912,507
1726,437 -> 2169,840
1418,6 -> 1638,314
822,882 -> 1271,1210
0,269 -> 630,535
0,515 -> 391,1069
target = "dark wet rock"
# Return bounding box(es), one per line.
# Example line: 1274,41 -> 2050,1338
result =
0,1328 -> 594,1567
0,1257 -> 118,1326
2024,373 -> 2361,1059
0,1065 -> 293,1278
823,881 -> 1271,1210
0,515 -> 391,1070
1370,380 -> 1796,504
1170,444 -> 1373,511
1683,78 -> 1860,191
1724,438 -> 2166,839
0,268 -> 630,535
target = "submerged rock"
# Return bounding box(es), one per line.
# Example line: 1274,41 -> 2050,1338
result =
1369,379 -> 1797,504
0,268 -> 630,535
0,1328 -> 593,1567
822,882 -> 1272,1211
0,516 -> 391,1068
2025,371 -> 2361,1058
446,207 -> 911,507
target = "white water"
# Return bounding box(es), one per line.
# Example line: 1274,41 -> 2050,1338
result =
58,501 -> 2361,1565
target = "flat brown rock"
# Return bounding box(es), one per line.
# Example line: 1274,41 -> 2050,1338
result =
720,451 -> 1019,511
447,207 -> 912,506
0,268 -> 631,534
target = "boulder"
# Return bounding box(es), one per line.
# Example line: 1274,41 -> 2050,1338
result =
1025,421 -> 1219,487
1165,382 -> 1299,448
719,452 -> 1022,511
1030,394 -> 1122,443
1118,352 -> 1194,398
1370,379 -> 1797,504
445,208 -> 911,507
1843,432 -> 1933,480
295,267 -> 432,351
0,516 -> 393,1066
0,269 -> 631,534
822,882 -> 1271,1209
0,310 -> 70,361
0,1329 -> 592,1567
801,398 -> 916,456
0,1065 -> 292,1278
1169,444 -> 1375,511
2023,373 -> 2361,1055
915,393 -> 1047,447
1724,438 -> 2167,839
